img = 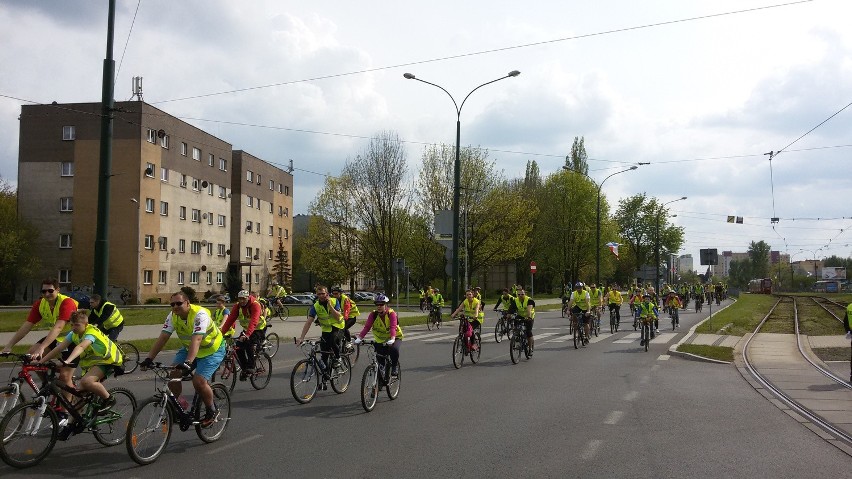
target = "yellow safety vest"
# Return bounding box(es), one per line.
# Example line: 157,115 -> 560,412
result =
590,288 -> 602,306
639,301 -> 657,319
213,307 -> 234,338
513,296 -> 535,320
92,301 -> 124,330
171,304 -> 224,358
71,325 -> 122,371
462,298 -> 482,324
38,293 -> 78,327
370,308 -> 404,343
237,299 -> 267,332
572,291 -> 590,311
341,293 -> 359,317
608,290 -> 623,305
313,298 -> 344,332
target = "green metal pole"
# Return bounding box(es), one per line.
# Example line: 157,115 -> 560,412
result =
94,0 -> 116,297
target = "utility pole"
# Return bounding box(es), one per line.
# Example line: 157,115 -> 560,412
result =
94,0 -> 116,298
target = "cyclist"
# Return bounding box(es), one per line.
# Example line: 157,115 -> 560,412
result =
418,288 -> 426,311
474,286 -> 484,310
88,293 -> 125,342
450,290 -> 482,351
429,288 -> 444,325
1,278 -> 79,392
667,292 -> 683,328
330,286 -> 359,351
507,288 -> 536,355
606,285 -> 623,327
297,286 -> 343,371
493,288 -> 516,311
211,295 -> 234,339
141,291 -> 225,427
589,283 -> 603,327
638,293 -> 658,346
268,281 -> 288,309
353,294 -> 402,376
567,282 -> 592,343
220,290 -> 266,380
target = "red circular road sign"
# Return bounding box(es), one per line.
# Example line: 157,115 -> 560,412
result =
530,261 -> 537,273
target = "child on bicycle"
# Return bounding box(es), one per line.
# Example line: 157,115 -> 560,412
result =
450,290 -> 483,351
638,293 -> 658,346
353,294 -> 402,376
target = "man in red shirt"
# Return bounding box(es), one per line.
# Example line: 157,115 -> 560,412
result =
219,290 -> 266,379
1,278 -> 79,389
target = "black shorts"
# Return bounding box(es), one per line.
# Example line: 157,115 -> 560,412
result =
570,307 -> 590,324
36,336 -> 78,366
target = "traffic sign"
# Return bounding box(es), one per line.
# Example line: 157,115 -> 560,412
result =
530,261 -> 537,274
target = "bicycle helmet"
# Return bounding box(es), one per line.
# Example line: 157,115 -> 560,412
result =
374,294 -> 390,304
330,286 -> 343,293
574,282 -> 584,288
237,290 -> 250,298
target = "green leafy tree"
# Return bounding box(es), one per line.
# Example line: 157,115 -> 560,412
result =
748,240 -> 772,279
614,193 -> 684,279
564,136 -> 589,176
300,215 -> 349,288
271,237 -> 292,289
728,259 -> 752,289
399,212 -> 445,289
0,177 -> 39,304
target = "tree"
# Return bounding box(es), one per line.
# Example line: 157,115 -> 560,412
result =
748,240 -> 772,279
728,259 -> 752,288
0,177 -> 39,304
564,136 -> 589,176
398,212 -> 445,289
271,237 -> 292,289
300,215 -> 349,288
613,193 -> 685,280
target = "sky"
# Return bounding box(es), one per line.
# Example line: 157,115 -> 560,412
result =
1,0 -> 851,272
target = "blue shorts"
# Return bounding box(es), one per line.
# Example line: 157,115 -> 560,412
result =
174,342 -> 226,381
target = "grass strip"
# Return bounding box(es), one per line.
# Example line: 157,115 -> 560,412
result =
676,344 -> 734,362
812,347 -> 851,362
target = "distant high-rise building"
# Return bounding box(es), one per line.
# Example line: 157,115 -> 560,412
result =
677,254 -> 694,275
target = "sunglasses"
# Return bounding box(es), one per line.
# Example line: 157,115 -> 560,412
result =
170,301 -> 186,307
42,289 -> 55,294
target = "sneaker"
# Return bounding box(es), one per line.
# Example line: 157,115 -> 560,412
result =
242,367 -> 255,374
391,364 -> 400,377
239,372 -> 248,381
200,407 -> 219,428
57,425 -> 74,441
331,358 -> 341,369
655,329 -> 660,334
344,342 -> 355,354
96,395 -> 116,413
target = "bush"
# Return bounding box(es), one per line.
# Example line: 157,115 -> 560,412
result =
180,286 -> 198,304
144,297 -> 162,304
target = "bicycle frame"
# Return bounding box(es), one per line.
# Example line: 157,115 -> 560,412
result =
2,355 -> 48,404
145,364 -> 205,430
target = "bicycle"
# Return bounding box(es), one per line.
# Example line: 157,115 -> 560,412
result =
591,306 -> 601,337
695,297 -> 703,313
125,363 -> 231,465
509,315 -> 532,364
561,301 -> 569,319
359,340 -> 401,412
639,317 -> 653,352
1,353 -> 48,424
266,296 -> 290,321
493,309 -> 513,343
609,305 -> 619,334
426,304 -> 442,330
289,338 -> 352,404
571,311 -> 589,349
213,336 -> 272,392
452,315 -> 481,369
262,326 -> 280,359
671,306 -> 680,330
118,342 -> 140,374
0,362 -> 136,468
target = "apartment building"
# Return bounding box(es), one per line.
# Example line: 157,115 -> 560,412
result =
17,101 -> 293,303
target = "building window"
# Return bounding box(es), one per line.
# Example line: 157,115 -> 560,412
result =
278,205 -> 283,216
160,201 -> 168,216
192,178 -> 200,191
245,221 -> 253,233
191,241 -> 201,254
217,215 -> 226,227
158,270 -> 167,284
144,235 -> 154,250
255,248 -> 260,259
190,271 -> 199,284
256,174 -> 261,186
207,182 -> 214,196
143,270 -> 152,285
218,244 -> 226,256
246,196 -> 253,207
216,272 -> 224,284
284,185 -> 290,196
178,239 -> 186,253
284,207 -> 289,217
146,128 -> 156,143
60,197 -> 73,212
192,147 -> 201,161
246,171 -> 253,183
145,198 -> 154,213
285,229 -> 289,239
219,158 -> 227,171
278,184 -> 283,194
254,273 -> 259,285
191,209 -> 201,222
278,227 -> 282,238
177,271 -> 185,285
256,222 -> 261,235
218,186 -> 226,198
159,236 -> 167,251
269,203 -> 273,214
160,167 -> 169,182
206,272 -> 212,284
145,162 -> 155,178
244,273 -> 251,284
268,249 -> 273,260
256,200 -> 261,210
245,247 -> 252,259
206,242 -> 213,255
61,162 -> 74,177
180,174 -> 187,188
160,134 -> 169,149
269,179 -> 274,190
179,206 -> 186,220
268,225 -> 273,236
207,212 -> 213,225
59,234 -> 72,249
208,153 -> 214,167
180,142 -> 187,156
62,126 -> 75,141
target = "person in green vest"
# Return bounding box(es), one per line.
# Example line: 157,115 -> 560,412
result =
331,286 -> 360,351
297,285 -> 344,370
353,294 -> 402,376
212,295 -> 234,339
429,288 -> 445,326
507,288 -> 536,354
450,289 -> 482,351
141,291 -> 225,428
88,293 -> 125,342
42,310 -> 125,439
268,281 -> 288,309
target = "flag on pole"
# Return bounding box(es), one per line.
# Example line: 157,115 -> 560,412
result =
605,242 -> 621,259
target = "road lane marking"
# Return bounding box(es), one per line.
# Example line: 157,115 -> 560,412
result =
423,373 -> 446,382
603,411 -> 624,425
623,391 -> 639,401
206,434 -> 262,455
407,332 -> 453,341
658,354 -> 670,360
581,439 -> 603,460
423,334 -> 461,342
614,333 -> 640,343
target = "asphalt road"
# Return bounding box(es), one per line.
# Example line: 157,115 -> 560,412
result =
2,304 -> 849,478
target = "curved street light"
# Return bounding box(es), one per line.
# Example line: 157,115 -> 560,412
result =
563,165 -> 639,285
404,70 -> 520,310
655,196 -> 687,295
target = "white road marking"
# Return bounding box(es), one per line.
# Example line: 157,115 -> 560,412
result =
423,334 -> 461,343
581,439 -> 603,460
614,333 -> 640,344
658,354 -> 670,360
623,391 -> 639,402
207,434 -> 263,455
603,410 -> 624,425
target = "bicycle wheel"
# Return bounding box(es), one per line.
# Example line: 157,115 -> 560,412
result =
644,325 -> 650,352
610,311 -> 617,334
360,365 -> 378,412
214,355 -> 238,394
469,332 -> 481,364
330,355 -> 351,394
93,387 -> 136,446
568,317 -> 574,335
386,362 -> 401,400
427,311 -> 434,331
573,321 -> 579,349
593,319 -> 599,337
195,383 -> 230,443
494,318 -> 503,343
0,386 -> 25,423
452,336 -> 464,369
524,337 -> 532,359
0,401 -> 57,468
249,353 -> 273,390
561,305 -> 567,318
264,332 -> 280,358
509,336 -> 521,364
290,359 -> 319,404
119,342 -> 140,374
126,395 -> 171,465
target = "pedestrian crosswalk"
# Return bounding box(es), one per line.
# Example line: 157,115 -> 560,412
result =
362,328 -> 682,346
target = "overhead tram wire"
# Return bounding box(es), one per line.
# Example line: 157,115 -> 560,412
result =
115,0 -> 143,87
150,1 -> 815,105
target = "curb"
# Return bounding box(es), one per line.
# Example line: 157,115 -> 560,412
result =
668,298 -> 737,364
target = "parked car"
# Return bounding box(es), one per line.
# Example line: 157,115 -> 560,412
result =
286,294 -> 314,305
353,291 -> 377,302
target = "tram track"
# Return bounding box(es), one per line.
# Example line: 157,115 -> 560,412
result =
741,296 -> 852,448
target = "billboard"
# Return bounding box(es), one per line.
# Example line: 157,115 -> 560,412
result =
821,267 -> 846,280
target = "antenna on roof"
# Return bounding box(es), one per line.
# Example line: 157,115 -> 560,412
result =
131,76 -> 144,101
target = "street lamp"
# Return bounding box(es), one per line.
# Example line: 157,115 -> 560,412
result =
562,165 -> 638,284
655,197 -> 687,295
404,70 -> 520,311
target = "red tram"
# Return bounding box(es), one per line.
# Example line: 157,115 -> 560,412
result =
748,278 -> 772,294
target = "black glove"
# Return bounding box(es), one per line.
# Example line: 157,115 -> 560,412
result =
176,361 -> 192,372
140,358 -> 154,370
